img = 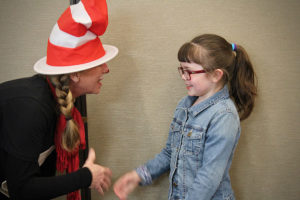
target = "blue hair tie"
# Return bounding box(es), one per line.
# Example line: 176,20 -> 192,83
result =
231,43 -> 237,51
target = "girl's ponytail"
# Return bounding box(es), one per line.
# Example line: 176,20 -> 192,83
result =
230,45 -> 257,121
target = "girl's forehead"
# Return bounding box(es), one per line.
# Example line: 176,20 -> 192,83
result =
180,62 -> 204,69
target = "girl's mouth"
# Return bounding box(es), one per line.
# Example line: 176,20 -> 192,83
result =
186,84 -> 192,90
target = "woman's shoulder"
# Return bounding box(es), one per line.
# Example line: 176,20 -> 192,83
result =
0,75 -> 54,108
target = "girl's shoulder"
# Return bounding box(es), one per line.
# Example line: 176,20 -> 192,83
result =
207,98 -> 240,127
212,97 -> 238,115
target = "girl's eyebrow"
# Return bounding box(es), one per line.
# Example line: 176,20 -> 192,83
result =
180,64 -> 190,70
182,66 -> 194,71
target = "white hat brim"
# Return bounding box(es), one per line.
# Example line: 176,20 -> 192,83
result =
33,44 -> 118,75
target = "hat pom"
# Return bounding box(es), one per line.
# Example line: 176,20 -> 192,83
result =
82,0 -> 108,36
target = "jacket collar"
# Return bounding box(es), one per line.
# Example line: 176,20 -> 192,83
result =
178,85 -> 230,117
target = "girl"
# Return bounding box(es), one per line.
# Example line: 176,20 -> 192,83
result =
113,34 -> 257,200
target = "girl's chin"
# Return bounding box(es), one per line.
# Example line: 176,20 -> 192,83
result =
187,90 -> 197,96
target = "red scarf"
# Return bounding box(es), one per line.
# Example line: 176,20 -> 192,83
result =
47,77 -> 86,200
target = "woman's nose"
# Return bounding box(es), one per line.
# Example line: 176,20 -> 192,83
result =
101,63 -> 109,74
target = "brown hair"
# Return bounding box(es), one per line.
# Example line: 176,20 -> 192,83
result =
178,34 -> 257,120
49,75 -> 80,152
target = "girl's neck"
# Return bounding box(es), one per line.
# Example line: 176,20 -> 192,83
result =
192,84 -> 223,106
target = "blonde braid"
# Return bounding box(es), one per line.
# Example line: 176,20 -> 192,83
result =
49,75 -> 80,152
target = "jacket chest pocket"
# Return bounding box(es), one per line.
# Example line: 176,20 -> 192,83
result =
170,123 -> 182,149
183,129 -> 204,156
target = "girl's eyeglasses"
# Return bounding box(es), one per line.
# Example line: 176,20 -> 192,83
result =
178,67 -> 206,80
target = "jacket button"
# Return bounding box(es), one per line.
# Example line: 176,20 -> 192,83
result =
187,131 -> 192,137
173,182 -> 178,187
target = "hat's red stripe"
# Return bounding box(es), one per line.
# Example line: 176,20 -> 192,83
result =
57,7 -> 87,37
82,0 -> 108,36
46,37 -> 105,66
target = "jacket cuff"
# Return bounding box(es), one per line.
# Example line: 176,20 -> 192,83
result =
135,165 -> 152,186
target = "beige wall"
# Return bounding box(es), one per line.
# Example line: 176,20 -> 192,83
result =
1,0 -> 299,199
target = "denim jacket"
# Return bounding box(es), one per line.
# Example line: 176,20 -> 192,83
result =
136,86 -> 240,200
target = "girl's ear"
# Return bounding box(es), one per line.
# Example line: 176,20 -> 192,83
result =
69,72 -> 80,83
211,69 -> 223,83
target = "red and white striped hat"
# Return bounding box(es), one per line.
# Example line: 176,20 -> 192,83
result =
34,0 -> 118,75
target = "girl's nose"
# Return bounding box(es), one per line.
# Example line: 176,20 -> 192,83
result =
181,74 -> 188,81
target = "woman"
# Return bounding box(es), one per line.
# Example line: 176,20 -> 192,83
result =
0,0 -> 118,199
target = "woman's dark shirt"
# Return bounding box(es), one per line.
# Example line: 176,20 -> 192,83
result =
0,75 -> 91,200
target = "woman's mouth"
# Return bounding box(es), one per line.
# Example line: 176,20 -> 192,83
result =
98,77 -> 103,86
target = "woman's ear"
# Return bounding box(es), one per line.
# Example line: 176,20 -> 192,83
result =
69,72 -> 80,83
212,69 -> 223,83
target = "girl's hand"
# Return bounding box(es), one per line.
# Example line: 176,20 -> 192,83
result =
113,170 -> 141,200
83,148 -> 112,195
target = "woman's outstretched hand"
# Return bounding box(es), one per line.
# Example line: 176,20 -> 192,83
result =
113,170 -> 141,200
83,148 -> 112,195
